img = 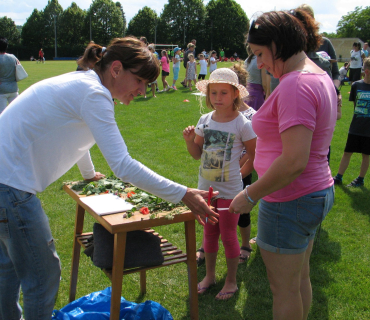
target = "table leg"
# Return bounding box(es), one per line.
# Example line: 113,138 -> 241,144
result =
69,204 -> 85,302
140,270 -> 147,295
185,220 -> 199,320
110,232 -> 127,320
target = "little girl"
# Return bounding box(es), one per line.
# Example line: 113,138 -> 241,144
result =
197,53 -> 208,80
209,50 -> 219,73
183,68 -> 256,300
160,50 -> 170,91
186,53 -> 197,90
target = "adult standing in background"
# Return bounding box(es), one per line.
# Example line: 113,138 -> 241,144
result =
0,37 -> 19,114
362,43 -> 369,57
298,4 -> 340,87
38,48 -> 44,63
349,42 -> 365,84
181,42 -> 196,87
220,48 -> 225,61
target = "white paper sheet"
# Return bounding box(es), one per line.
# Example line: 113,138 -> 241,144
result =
80,193 -> 134,216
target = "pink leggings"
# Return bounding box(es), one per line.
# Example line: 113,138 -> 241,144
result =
203,198 -> 240,259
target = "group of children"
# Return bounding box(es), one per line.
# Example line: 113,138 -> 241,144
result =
145,44 -> 221,97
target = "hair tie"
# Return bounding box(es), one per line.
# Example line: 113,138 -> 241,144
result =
101,47 -> 106,54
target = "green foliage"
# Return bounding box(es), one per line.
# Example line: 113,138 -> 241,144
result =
43,0 -> 64,49
86,0 -> 125,45
205,0 -> 249,56
337,6 -> 370,41
21,9 -> 45,49
126,7 -> 157,43
58,2 -> 86,52
0,16 -> 21,46
159,0 -> 206,46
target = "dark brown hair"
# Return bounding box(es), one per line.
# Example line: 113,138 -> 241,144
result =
247,11 -> 308,62
77,37 -> 159,83
291,9 -> 322,52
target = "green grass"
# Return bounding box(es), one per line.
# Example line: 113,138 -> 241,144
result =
15,61 -> 370,319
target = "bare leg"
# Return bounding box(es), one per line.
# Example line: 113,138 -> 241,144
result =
260,248 -> 306,320
300,240 -> 314,320
239,224 -> 252,263
151,84 -> 156,97
197,251 -> 217,293
215,256 -> 239,300
337,152 -> 353,175
359,154 -> 370,177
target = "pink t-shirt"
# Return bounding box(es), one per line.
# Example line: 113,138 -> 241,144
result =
252,71 -> 337,202
161,56 -> 170,73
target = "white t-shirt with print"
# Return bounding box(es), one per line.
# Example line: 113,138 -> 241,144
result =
195,112 -> 256,198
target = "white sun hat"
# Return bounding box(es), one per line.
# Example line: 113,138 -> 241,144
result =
196,68 -> 249,98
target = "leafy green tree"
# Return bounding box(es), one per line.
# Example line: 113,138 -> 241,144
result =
58,2 -> 86,56
115,2 -> 127,36
43,0 -> 64,48
126,7 -> 157,42
86,0 -> 125,45
21,9 -> 45,50
205,0 -> 249,57
337,6 -> 370,41
0,16 -> 21,46
159,0 -> 206,46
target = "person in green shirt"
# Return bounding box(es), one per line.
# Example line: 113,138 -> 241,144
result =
220,49 -> 225,62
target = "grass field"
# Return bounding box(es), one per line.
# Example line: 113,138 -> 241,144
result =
14,60 -> 370,319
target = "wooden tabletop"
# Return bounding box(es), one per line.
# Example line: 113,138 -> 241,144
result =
63,184 -> 196,233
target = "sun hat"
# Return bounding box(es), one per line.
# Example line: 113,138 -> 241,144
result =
196,68 -> 249,98
174,47 -> 181,53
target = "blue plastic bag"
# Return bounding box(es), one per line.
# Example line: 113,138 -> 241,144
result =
52,287 -> 173,320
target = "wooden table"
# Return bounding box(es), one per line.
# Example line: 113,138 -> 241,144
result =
64,184 -> 199,320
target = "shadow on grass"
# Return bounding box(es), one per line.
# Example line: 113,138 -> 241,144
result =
338,185 -> 370,218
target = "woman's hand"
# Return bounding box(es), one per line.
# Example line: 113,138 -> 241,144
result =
229,190 -> 255,214
84,172 -> 106,182
183,125 -> 196,142
182,188 -> 219,226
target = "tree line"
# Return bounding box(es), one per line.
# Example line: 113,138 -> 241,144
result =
1,2 -> 368,61
0,0 -> 249,60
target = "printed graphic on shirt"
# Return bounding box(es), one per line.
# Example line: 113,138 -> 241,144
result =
355,90 -> 370,117
200,129 -> 235,182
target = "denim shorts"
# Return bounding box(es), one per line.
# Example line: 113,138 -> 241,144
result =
256,186 -> 334,254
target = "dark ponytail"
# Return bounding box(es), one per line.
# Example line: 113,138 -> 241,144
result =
77,37 -> 160,83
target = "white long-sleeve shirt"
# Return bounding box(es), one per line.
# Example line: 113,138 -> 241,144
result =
0,70 -> 186,203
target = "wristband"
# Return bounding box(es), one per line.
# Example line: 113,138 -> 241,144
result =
243,185 -> 258,206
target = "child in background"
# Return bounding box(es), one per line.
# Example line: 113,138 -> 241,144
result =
183,68 -> 256,300
186,53 -> 197,91
160,50 -> 171,91
145,45 -> 159,98
197,54 -> 208,80
171,47 -> 182,90
209,51 -> 219,73
333,57 -> 370,187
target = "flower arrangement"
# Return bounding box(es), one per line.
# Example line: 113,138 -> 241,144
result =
65,175 -> 186,219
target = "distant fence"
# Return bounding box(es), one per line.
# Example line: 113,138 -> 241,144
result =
53,57 -> 78,60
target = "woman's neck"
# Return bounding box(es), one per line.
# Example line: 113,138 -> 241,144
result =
282,52 -> 307,75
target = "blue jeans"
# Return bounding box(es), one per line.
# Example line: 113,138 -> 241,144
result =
257,186 -> 334,254
0,183 -> 61,320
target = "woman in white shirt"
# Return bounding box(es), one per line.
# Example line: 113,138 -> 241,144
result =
0,37 -> 218,320
349,42 -> 365,84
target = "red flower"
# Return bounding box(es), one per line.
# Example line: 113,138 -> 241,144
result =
140,207 -> 149,215
127,191 -> 136,198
